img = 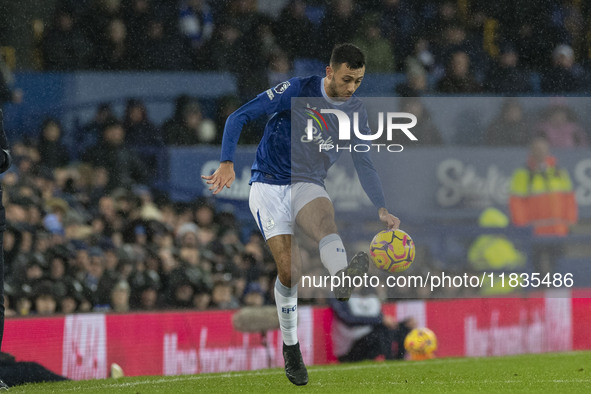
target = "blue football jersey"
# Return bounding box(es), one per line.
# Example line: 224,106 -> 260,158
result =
220,75 -> 386,209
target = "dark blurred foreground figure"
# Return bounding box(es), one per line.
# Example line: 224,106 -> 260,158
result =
0,56 -> 23,108
0,110 -> 14,390
330,288 -> 416,362
0,352 -> 68,387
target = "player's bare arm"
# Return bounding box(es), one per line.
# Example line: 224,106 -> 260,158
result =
379,207 -> 400,230
201,161 -> 235,195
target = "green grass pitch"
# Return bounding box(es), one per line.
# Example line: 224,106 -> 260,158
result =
10,351 -> 591,393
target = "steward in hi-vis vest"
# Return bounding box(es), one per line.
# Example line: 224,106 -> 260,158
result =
509,137 -> 577,236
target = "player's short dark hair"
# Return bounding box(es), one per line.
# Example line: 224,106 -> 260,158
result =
330,43 -> 365,70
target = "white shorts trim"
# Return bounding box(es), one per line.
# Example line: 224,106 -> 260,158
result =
249,182 -> 331,240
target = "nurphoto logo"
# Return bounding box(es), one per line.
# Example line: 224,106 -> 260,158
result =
304,107 -> 418,152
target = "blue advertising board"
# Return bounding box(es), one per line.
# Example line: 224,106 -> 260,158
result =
168,146 -> 591,223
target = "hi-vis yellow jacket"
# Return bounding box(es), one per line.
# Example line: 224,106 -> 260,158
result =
509,156 -> 577,236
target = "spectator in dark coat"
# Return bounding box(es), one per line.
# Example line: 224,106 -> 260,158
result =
124,0 -> 153,54
273,0 -> 315,60
94,18 -> 133,70
317,0 -> 358,58
123,99 -> 162,147
436,50 -> 482,94
541,44 -> 588,93
396,98 -> 443,146
37,118 -> 70,169
179,0 -> 214,49
433,24 -> 489,76
77,103 -> 118,158
163,100 -> 216,146
133,18 -> 191,70
484,45 -> 532,94
82,120 -> 146,190
484,99 -> 530,146
41,8 -> 92,70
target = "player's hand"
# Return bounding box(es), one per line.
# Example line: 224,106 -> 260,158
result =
379,208 -> 400,230
201,161 -> 235,195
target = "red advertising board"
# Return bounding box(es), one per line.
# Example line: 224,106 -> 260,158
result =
3,295 -> 589,379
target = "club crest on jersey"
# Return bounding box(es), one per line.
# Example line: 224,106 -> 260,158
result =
273,81 -> 291,94
265,218 -> 275,231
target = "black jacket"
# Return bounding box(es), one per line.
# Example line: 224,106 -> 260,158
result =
0,110 -> 12,173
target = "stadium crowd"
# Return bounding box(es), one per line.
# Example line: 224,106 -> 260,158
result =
33,0 -> 591,97
0,0 -> 590,316
3,132 -> 282,315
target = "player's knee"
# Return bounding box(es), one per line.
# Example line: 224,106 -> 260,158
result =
277,269 -> 293,287
276,262 -> 300,288
275,253 -> 290,282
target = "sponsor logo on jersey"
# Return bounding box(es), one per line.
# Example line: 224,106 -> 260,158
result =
302,105 -> 334,147
305,107 -> 328,133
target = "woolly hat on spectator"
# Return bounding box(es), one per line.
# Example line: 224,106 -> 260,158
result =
129,270 -> 161,292
200,240 -> 222,259
10,196 -> 34,207
98,237 -> 116,251
35,166 -> 54,181
140,204 -> 163,221
111,187 -> 132,201
168,267 -> 195,290
26,253 -> 47,269
112,280 -> 130,292
88,247 -> 104,257
70,239 -> 89,251
46,244 -> 74,260
553,44 -> 574,61
4,282 -> 16,298
63,210 -> 85,227
43,214 -> 64,235
45,197 -> 69,215
243,282 -> 265,297
63,210 -> 94,240
132,184 -> 151,198
57,279 -> 85,306
32,280 -> 56,299
17,283 -> 33,299
177,222 -> 199,241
